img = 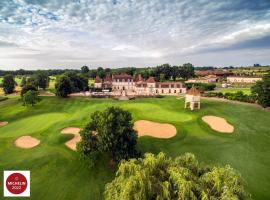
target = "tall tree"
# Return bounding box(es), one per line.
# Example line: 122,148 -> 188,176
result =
64,72 -> 89,92
97,67 -> 106,79
20,76 -> 27,87
105,152 -> 250,200
81,66 -> 90,74
77,107 -> 139,165
179,63 -> 195,80
171,65 -> 179,81
55,75 -> 72,98
34,72 -> 49,90
251,72 -> 270,107
2,74 -> 16,94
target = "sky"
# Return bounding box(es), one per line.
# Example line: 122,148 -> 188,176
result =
0,0 -> 270,70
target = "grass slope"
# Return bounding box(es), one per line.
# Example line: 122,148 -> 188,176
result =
0,96 -> 270,200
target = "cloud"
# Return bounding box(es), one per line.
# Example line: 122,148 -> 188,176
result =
0,0 -> 270,69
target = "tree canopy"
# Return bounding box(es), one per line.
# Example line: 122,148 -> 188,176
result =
105,152 -> 250,200
81,66 -> 90,74
34,72 -> 49,90
55,75 -> 72,98
251,72 -> 270,107
2,74 -> 16,94
77,107 -> 139,165
22,90 -> 39,106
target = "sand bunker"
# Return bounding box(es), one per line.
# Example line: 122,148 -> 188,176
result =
61,127 -> 81,151
0,121 -> 8,127
134,120 -> 177,138
15,136 -> 40,149
202,115 -> 234,133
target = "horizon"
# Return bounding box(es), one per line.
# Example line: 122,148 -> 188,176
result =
0,0 -> 270,70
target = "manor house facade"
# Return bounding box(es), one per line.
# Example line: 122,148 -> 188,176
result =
94,74 -> 187,96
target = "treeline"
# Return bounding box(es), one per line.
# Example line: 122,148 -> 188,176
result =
0,63 -> 196,81
204,91 -> 257,103
82,63 -> 195,81
186,83 -> 216,92
0,69 -> 81,76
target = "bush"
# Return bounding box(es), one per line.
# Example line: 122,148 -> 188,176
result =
204,91 -> 256,103
186,83 -> 216,92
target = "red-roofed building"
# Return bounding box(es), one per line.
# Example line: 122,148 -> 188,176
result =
94,73 -> 186,96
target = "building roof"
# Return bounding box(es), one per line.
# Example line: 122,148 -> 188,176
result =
187,86 -> 201,96
156,82 -> 184,88
146,77 -> 156,83
134,74 -> 144,82
104,74 -> 112,82
113,73 -> 133,79
95,76 -> 102,83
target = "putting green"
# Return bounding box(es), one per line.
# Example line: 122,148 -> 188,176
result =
0,113 -> 68,138
121,103 -> 193,122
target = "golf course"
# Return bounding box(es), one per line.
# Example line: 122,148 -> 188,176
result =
0,96 -> 270,199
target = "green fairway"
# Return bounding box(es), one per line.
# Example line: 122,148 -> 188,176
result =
0,96 -> 270,200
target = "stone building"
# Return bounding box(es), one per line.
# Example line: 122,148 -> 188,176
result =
227,76 -> 262,83
185,86 -> 201,110
94,73 -> 186,96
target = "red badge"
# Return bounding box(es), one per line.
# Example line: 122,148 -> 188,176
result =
5,172 -> 28,194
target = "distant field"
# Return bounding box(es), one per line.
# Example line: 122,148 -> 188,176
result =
215,88 -> 251,94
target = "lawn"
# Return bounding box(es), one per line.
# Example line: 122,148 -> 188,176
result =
0,96 -> 270,200
215,87 -> 251,94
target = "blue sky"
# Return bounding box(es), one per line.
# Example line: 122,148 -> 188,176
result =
0,0 -> 270,70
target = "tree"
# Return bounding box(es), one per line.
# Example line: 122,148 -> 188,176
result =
21,83 -> 38,97
179,63 -> 195,80
77,107 -> 139,165
65,72 -> 89,92
97,67 -> 106,79
105,152 -> 250,200
55,75 -> 72,98
20,76 -> 27,87
81,66 -> 90,74
171,65 -> 179,81
34,72 -> 49,90
2,74 -> 16,94
251,72 -> 270,107
22,90 -> 39,106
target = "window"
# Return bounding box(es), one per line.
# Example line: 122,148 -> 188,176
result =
169,89 -> 171,93
162,90 -> 164,93
174,90 -> 176,93
156,90 -> 158,93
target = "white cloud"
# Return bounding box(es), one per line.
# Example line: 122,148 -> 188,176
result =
0,0 -> 270,69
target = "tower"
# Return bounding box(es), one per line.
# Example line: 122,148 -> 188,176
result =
185,86 -> 201,110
